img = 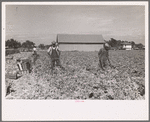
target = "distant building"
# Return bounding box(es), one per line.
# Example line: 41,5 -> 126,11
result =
121,42 -> 132,50
56,34 -> 105,51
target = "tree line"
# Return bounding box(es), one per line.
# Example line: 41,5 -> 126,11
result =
6,39 -> 35,49
106,38 -> 144,50
6,38 -> 145,50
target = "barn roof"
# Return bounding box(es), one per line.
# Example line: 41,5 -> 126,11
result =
56,34 -> 105,44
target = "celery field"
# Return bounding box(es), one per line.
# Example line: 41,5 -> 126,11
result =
5,50 -> 145,100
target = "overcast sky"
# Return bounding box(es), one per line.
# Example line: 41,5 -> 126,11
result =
5,5 -> 145,45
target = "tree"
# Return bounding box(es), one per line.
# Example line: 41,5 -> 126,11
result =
6,38 -> 21,48
108,38 -> 117,47
22,40 -> 35,49
131,41 -> 135,48
38,44 -> 45,49
117,40 -> 121,46
135,43 -> 144,49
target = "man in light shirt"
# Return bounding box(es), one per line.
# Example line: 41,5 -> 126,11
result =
33,46 -> 37,55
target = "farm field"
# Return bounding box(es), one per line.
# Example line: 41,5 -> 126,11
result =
5,50 -> 145,100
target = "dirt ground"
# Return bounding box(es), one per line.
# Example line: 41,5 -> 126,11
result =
5,50 -> 145,100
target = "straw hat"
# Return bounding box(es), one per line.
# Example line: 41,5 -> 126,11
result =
51,41 -> 56,45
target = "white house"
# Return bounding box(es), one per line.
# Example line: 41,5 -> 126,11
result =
56,34 -> 105,51
121,42 -> 132,50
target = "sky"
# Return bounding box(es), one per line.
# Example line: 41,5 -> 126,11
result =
5,5 -> 145,46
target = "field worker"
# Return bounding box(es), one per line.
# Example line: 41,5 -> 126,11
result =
33,46 -> 37,55
47,41 -> 64,70
32,45 -> 40,65
98,42 -> 115,71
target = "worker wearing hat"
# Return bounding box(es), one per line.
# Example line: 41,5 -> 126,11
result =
47,41 -> 64,71
98,42 -> 115,71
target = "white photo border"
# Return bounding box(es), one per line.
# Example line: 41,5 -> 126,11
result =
2,1 -> 149,121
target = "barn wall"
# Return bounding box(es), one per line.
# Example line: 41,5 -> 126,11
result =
126,45 -> 132,48
59,44 -> 103,51
123,45 -> 132,50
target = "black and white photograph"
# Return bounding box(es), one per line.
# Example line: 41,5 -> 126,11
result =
2,1 -> 149,121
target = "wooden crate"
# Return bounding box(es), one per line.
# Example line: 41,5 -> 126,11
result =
21,58 -> 32,71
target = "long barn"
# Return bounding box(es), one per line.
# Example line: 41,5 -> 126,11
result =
56,34 -> 105,51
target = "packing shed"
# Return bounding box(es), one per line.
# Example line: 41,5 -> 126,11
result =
56,34 -> 105,51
